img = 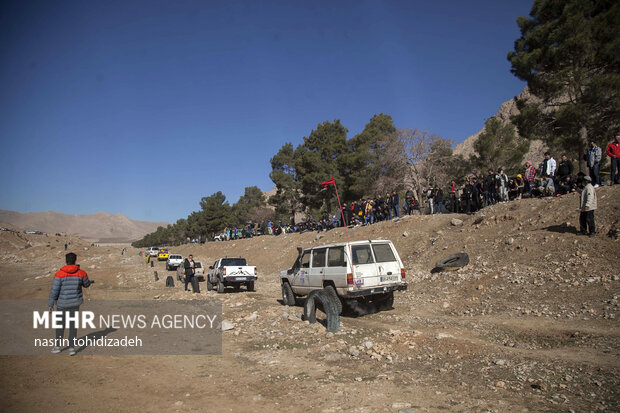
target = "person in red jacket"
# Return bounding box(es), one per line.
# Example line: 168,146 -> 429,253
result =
606,134 -> 620,185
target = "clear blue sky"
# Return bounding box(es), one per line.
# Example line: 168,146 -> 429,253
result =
0,0 -> 531,223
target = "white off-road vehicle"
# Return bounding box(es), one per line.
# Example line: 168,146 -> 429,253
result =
166,254 -> 183,271
207,257 -> 257,293
279,240 -> 407,314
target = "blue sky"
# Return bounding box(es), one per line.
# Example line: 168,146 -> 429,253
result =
0,0 -> 531,223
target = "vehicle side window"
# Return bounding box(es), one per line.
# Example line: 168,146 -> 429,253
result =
311,249 -> 326,268
372,244 -> 397,263
327,247 -> 345,267
301,252 -> 310,268
351,245 -> 374,265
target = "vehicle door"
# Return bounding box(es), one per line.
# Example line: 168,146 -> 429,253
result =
350,243 -> 379,288
292,250 -> 311,289
309,248 -> 327,288
371,243 -> 401,285
324,246 -> 347,288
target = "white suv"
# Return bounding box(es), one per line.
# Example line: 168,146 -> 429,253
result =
147,247 -> 159,257
166,254 -> 183,271
280,240 -> 407,313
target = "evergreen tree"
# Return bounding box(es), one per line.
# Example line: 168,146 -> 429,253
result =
470,117 -> 530,175
508,0 -> 620,168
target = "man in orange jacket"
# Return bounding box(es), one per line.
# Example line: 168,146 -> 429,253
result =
606,134 -> 620,185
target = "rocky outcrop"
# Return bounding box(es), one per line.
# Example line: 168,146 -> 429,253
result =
454,87 -> 547,167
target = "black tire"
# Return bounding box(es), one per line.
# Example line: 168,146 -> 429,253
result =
233,283 -> 241,292
435,253 -> 469,271
150,261 -> 154,268
281,282 -> 296,306
323,285 -> 343,315
165,276 -> 174,288
373,291 -> 394,311
246,281 -> 255,291
304,289 -> 340,332
154,271 -> 159,281
206,278 -> 213,291
165,264 -> 169,271
191,277 -> 200,293
216,279 -> 224,294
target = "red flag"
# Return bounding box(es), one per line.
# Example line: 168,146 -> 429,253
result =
321,177 -> 335,187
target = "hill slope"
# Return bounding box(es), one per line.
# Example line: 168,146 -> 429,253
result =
0,210 -> 168,242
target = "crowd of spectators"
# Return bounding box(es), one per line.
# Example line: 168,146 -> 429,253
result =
210,135 -> 619,241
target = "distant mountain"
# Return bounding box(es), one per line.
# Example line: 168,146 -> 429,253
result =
0,210 -> 168,243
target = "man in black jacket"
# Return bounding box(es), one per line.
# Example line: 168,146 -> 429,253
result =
183,254 -> 195,292
557,154 -> 574,183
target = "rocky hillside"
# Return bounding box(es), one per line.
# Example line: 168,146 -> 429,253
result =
0,210 -> 168,243
454,87 -> 547,167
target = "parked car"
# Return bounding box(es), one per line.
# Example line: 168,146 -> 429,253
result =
157,249 -> 169,261
147,247 -> 159,257
166,254 -> 183,271
279,240 -> 407,314
207,257 -> 257,293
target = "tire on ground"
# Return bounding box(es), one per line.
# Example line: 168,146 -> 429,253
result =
153,271 -> 159,281
216,279 -> 225,294
206,278 -> 213,291
323,284 -> 343,315
246,281 -> 255,291
304,289 -> 340,332
165,276 -> 174,288
191,277 -> 200,293
281,281 -> 296,306
435,253 -> 469,271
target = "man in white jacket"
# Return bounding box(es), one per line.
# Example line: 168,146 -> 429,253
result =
579,176 -> 597,237
540,152 -> 557,177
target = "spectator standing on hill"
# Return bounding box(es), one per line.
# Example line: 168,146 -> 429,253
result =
183,254 -> 195,292
462,179 -> 473,214
391,191 -> 400,218
540,152 -> 556,177
433,185 -> 444,214
497,169 -> 509,202
557,155 -> 574,183
448,181 -> 458,213
385,192 -> 393,220
426,185 -> 434,215
484,169 -> 498,206
524,161 -> 536,195
472,178 -> 482,212
586,141 -> 602,187
48,252 -> 93,355
607,134 -> 620,185
579,176 -> 597,237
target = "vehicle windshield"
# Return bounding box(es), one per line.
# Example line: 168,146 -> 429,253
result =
220,258 -> 247,266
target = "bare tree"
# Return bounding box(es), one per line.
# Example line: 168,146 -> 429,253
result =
379,129 -> 456,206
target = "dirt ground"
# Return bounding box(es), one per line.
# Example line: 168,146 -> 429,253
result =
1,187 -> 619,412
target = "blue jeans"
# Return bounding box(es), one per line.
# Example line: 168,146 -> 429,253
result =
589,162 -> 600,185
392,205 -> 399,217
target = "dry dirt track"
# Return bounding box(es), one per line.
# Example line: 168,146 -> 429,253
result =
1,186 -> 619,412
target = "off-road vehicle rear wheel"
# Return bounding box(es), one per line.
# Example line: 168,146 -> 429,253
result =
216,279 -> 224,294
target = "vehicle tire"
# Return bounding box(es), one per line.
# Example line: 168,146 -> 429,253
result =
304,289 -> 340,332
281,282 -> 296,306
154,271 -> 159,281
191,277 -> 200,293
373,291 -> 394,311
233,283 -> 241,292
323,285 -> 343,315
216,279 -> 225,294
165,263 -> 169,271
206,277 -> 213,291
165,276 -> 174,288
246,281 -> 255,291
435,253 -> 469,271
150,261 -> 154,268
